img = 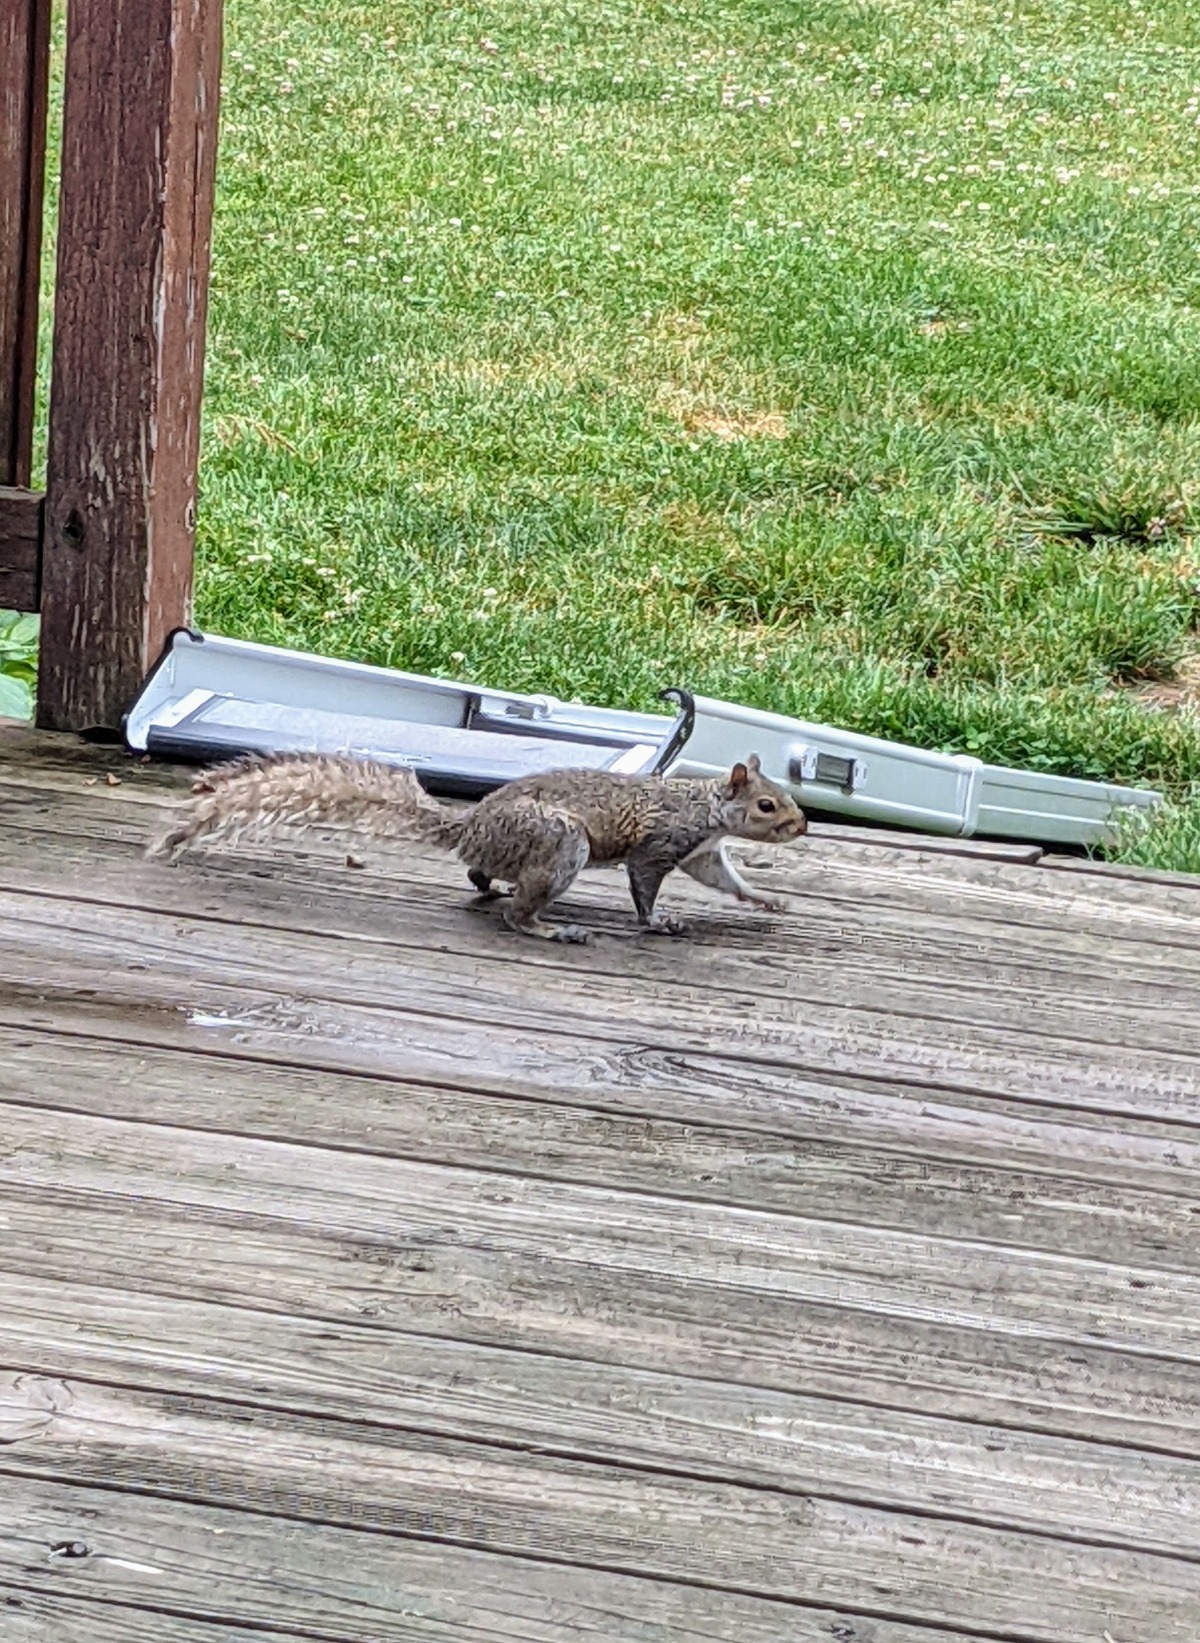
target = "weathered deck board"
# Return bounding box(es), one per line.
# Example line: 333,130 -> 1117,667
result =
2,738 -> 1200,945
3,1100 -> 1200,1459
3,1274 -> 1199,1555
7,977 -> 1198,1177
5,1170 -> 1199,1455
3,981 -> 1198,1224
6,1598 -> 272,1643
5,810 -> 1200,1011
2,775 -> 1196,1063
8,1105 -> 1200,1359
0,1480 -> 1015,1643
5,778 -> 1200,970
2,721 -> 1199,1641
3,1375 -> 1198,1642
3,1029 -> 1198,1270
5,885 -> 1200,1121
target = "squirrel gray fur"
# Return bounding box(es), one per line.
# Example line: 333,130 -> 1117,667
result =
148,751 -> 806,943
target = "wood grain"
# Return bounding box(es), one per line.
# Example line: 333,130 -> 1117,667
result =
0,485 -> 42,610
5,951 -> 1200,1156
0,732 -> 1195,938
4,801 -> 1199,1000
0,723 -> 186,785
2,1271 -> 1199,1558
1041,851 -> 1200,891
0,0 -> 50,488
0,1478 -> 1011,1643
807,819 -> 1044,862
1,1027 -> 1197,1271
2,722 -> 1199,1642
774,841 -> 1200,938
0,757 -> 1194,1017
1,1374 -> 1197,1642
1,740 -> 1198,980
2,1597 -> 276,1643
6,1105 -> 1196,1360
5,1178 -> 1197,1456
37,0 -> 222,730
4,883 -> 1199,1130
2,1099 -> 1199,1452
0,752 -> 1190,918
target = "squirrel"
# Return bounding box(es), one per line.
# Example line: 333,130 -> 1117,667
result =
148,751 -> 806,943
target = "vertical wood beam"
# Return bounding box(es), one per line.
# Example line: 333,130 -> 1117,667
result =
37,0 -> 222,731
0,0 -> 52,489
0,485 -> 43,608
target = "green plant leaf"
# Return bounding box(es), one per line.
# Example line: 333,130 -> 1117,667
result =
0,670 -> 33,721
0,612 -> 38,648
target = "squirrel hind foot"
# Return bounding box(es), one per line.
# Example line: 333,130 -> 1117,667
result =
638,910 -> 688,937
502,907 -> 593,944
545,922 -> 594,945
145,822 -> 196,862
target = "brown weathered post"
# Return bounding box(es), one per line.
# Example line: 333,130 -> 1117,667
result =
0,0 -> 52,612
0,0 -> 50,490
37,0 -> 223,731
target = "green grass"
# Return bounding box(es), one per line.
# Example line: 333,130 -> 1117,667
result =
34,0 -> 1200,864
1114,788 -> 1200,871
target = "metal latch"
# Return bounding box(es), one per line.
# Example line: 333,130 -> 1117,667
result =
788,746 -> 867,794
498,696 -> 553,721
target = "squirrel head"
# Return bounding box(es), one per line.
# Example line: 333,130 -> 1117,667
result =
720,755 -> 807,842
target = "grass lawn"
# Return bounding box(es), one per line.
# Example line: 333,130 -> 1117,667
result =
27,0 -> 1200,865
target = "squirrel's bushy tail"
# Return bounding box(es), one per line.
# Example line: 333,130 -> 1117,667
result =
147,752 -> 468,860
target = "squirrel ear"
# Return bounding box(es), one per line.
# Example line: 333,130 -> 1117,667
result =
747,754 -> 762,775
729,762 -> 749,793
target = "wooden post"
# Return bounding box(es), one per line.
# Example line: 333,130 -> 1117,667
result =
0,483 -> 43,607
0,0 -> 51,612
0,0 -> 50,491
37,0 -> 222,732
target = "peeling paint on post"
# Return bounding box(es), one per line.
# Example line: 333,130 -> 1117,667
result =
38,0 -> 223,732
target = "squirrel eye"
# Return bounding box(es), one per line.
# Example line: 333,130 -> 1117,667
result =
756,798 -> 776,813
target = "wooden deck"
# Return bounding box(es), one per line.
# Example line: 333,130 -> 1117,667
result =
1,720 -> 1199,1642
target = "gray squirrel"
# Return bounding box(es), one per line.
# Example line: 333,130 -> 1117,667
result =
149,751 -> 806,942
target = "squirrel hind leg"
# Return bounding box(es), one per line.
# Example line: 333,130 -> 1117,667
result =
503,825 -> 593,943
